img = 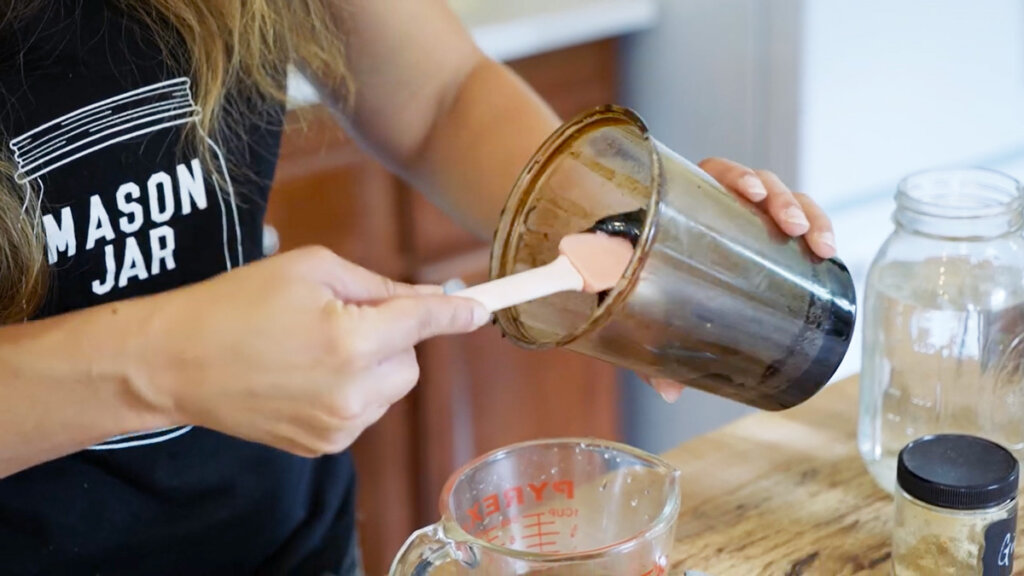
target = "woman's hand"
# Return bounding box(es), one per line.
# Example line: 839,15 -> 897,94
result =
138,246 -> 489,457
699,157 -> 836,259
645,158 -> 837,403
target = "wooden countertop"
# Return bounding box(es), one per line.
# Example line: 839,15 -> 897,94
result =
661,375 -> 1024,575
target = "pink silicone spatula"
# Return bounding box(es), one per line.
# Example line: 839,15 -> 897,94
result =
451,232 -> 635,313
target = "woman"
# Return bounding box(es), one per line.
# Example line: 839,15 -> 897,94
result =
0,1 -> 836,574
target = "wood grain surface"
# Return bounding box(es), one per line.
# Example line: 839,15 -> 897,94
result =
661,376 -> 1024,575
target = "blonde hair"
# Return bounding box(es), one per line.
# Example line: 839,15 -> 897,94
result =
0,0 -> 351,323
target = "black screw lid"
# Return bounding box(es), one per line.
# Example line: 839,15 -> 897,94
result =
897,434 -> 1019,511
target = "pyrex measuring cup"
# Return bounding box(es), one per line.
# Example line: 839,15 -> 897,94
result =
489,105 -> 857,411
389,438 -> 681,575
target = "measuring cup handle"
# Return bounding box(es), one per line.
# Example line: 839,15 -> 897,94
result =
388,523 -> 473,576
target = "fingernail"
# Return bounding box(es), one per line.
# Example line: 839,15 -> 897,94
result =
740,174 -> 767,201
659,386 -> 683,404
442,278 -> 467,294
783,206 -> 810,231
471,303 -> 492,328
816,231 -> 836,252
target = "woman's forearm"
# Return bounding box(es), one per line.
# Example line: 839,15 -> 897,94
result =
402,58 -> 562,239
309,0 -> 561,239
0,300 -> 173,478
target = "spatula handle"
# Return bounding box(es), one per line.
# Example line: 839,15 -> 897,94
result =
451,255 -> 584,312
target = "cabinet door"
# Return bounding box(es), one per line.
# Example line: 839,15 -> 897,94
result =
266,106 -> 404,278
407,38 -> 624,525
416,331 -> 622,517
413,253 -> 622,522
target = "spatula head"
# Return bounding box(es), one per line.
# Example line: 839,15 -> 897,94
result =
558,232 -> 635,293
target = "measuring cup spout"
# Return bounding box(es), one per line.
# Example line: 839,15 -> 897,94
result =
389,523 -> 476,576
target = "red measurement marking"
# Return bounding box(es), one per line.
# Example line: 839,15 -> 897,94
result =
478,525 -> 502,544
504,486 -> 524,508
465,480 -> 574,523
521,512 -> 559,551
640,564 -> 666,576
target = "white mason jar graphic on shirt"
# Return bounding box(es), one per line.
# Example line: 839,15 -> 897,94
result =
9,78 -> 245,449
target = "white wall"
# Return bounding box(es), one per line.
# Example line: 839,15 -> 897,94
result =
619,0 -> 761,166
800,0 -> 1024,210
802,0 -> 1024,387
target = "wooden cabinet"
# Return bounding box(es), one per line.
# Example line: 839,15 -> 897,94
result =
265,39 -> 623,575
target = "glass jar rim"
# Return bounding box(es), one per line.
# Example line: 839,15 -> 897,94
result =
896,168 -> 1024,221
488,105 -> 662,349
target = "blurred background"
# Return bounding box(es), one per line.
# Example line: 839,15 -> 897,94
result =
274,0 -> 1024,571
617,0 -> 1024,454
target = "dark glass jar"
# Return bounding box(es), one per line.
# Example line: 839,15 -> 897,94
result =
488,106 -> 857,410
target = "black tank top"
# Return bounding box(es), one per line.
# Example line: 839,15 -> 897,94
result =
0,2 -> 357,573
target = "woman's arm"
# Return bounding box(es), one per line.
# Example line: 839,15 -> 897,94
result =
0,299 -> 173,477
314,0 -> 836,257
313,0 -> 556,240
0,248 -> 489,478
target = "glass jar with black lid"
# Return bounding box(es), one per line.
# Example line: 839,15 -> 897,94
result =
892,434 -> 1019,575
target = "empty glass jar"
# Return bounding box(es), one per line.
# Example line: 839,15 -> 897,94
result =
858,168 -> 1024,494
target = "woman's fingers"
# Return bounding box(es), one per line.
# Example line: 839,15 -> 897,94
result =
698,158 -> 837,260
643,377 -> 685,404
699,158 -> 810,235
793,192 -> 836,259
755,169 -> 810,237
698,157 -> 768,202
